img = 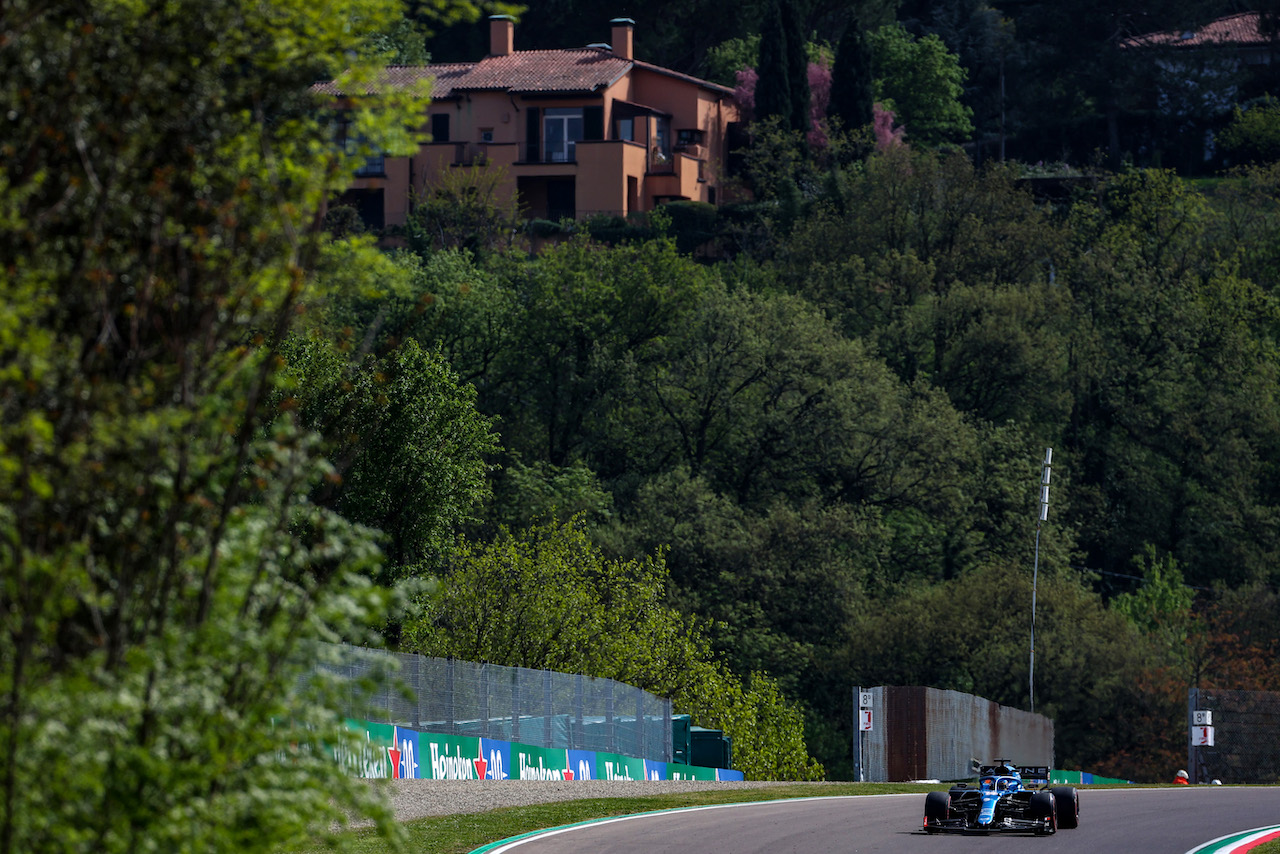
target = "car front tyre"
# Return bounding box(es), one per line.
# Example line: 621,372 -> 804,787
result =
923,791 -> 950,832
1050,786 -> 1079,829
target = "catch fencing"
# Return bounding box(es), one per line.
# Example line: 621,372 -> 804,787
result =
1189,687 -> 1280,784
313,644 -> 673,763
858,686 -> 1054,782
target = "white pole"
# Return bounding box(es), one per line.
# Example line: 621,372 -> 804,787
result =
1031,525 -> 1040,714
1032,448 -> 1052,715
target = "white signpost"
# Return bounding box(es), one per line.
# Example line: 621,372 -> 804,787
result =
852,686 -> 871,782
1191,725 -> 1215,747
1193,710 -> 1212,726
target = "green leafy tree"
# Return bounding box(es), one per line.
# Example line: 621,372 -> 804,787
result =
466,234 -> 711,469
403,519 -> 822,779
1218,96 -> 1280,166
1112,546 -> 1196,641
0,0 -> 472,850
868,23 -> 973,146
704,35 -> 762,85
1063,170 -> 1280,590
777,149 -> 1070,428
1207,161 -> 1280,291
280,334 -> 499,580
402,162 -> 523,258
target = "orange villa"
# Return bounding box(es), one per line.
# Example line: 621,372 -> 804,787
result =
318,16 -> 741,231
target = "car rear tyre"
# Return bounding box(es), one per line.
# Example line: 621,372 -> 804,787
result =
1050,786 -> 1079,829
924,791 -> 950,832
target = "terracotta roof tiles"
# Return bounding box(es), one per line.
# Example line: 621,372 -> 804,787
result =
1124,11 -> 1278,49
458,49 -> 631,92
314,47 -> 733,99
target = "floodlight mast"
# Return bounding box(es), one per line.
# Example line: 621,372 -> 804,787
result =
1031,448 -> 1051,715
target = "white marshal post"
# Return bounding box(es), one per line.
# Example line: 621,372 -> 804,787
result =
1030,448 -> 1052,715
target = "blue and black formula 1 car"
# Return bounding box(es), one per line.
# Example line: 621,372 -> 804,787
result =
922,761 -> 1080,835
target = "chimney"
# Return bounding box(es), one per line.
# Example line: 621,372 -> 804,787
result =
490,15 -> 514,56
610,18 -> 634,60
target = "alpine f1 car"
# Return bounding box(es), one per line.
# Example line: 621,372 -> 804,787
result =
922,761 -> 1080,835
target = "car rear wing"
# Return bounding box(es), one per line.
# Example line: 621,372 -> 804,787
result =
1018,766 -> 1050,784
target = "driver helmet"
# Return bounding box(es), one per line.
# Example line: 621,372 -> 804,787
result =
997,778 -> 1010,791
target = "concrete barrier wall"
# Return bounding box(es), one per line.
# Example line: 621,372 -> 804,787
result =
862,686 -> 1054,782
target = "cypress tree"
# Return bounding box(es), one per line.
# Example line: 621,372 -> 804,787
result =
782,0 -> 811,135
829,19 -> 875,131
754,0 -> 792,126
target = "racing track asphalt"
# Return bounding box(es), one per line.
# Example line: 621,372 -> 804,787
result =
470,786 -> 1280,854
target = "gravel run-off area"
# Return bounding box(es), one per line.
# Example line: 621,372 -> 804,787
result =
372,779 -> 833,822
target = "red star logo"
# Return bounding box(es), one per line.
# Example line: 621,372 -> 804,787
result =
474,755 -> 488,780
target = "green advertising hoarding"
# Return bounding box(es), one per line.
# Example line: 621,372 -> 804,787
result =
595,752 -> 647,781
340,719 -> 396,778
667,763 -> 719,781
421,732 -> 484,780
513,743 -> 572,780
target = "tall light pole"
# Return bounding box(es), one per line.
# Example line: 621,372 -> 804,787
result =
1030,448 -> 1052,715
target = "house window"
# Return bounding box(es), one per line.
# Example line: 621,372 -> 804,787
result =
431,113 -> 450,143
336,116 -> 384,176
480,128 -> 494,143
650,116 -> 672,170
676,128 -> 704,147
615,118 -> 634,141
655,118 -> 670,154
543,108 -> 583,162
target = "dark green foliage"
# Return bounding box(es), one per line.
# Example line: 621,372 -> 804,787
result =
1218,96 -> 1280,166
782,0 -> 811,136
754,0 -> 793,126
829,21 -> 875,131
281,335 -> 499,579
663,201 -> 722,254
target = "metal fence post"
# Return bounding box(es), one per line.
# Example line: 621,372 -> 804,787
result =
511,668 -> 521,744
445,657 -> 455,735
636,686 -> 645,760
480,663 -> 490,739
605,679 -> 614,755
574,673 -> 584,751
413,653 -> 421,729
665,698 -> 673,763
543,668 -> 553,748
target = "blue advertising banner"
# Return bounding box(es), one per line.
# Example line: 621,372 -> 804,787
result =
643,759 -> 666,781
568,749 -> 597,780
391,726 -> 421,779
479,737 -> 511,780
